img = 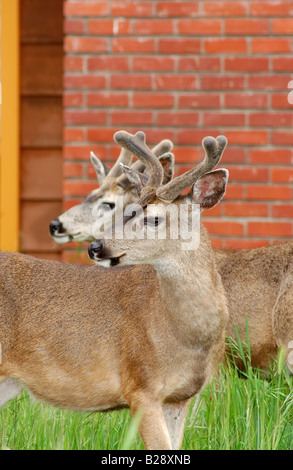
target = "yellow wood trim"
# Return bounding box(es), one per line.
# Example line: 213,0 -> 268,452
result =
0,0 -> 20,252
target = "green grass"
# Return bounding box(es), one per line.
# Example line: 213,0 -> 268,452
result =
1,342 -> 293,450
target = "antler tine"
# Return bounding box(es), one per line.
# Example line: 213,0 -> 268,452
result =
114,131 -> 164,188
156,135 -> 228,202
105,147 -> 133,180
128,138 -> 174,174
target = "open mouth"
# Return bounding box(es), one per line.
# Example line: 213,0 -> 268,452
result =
53,233 -> 81,244
92,252 -> 126,267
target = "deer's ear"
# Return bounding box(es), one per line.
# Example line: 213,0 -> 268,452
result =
191,169 -> 229,210
120,163 -> 148,196
90,152 -> 111,186
158,152 -> 174,184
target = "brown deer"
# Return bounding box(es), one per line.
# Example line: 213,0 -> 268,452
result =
50,139 -> 174,244
88,130 -> 229,448
0,131 -> 229,450
215,243 -> 293,373
53,142 -> 293,375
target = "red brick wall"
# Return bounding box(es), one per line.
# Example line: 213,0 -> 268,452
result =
63,0 -> 293,261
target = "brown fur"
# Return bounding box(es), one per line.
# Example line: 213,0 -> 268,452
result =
215,241 -> 293,372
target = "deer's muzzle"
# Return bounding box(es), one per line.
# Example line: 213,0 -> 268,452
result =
88,239 -> 126,266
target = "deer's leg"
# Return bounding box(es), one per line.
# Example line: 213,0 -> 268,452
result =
130,397 -> 172,450
0,378 -> 23,408
162,398 -> 191,450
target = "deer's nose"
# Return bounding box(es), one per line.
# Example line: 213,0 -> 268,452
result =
50,219 -> 65,236
88,240 -> 104,259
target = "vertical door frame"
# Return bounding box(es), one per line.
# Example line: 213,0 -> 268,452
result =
0,0 -> 20,251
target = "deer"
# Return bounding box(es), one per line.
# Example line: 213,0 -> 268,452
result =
215,243 -> 293,373
50,139 -> 175,244
52,142 -> 293,375
0,130 -> 229,450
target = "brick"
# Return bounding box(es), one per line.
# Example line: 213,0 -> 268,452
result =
225,130 -> 268,146
272,19 -> 293,34
177,129 -> 221,145
179,93 -> 221,108
225,57 -> 269,72
156,111 -> 199,127
64,128 -> 85,142
204,38 -> 247,53
87,92 -> 128,108
222,147 -> 246,163
87,128 -> 120,143
64,75 -> 106,90
157,2 -> 199,17
271,93 -> 292,109
64,19 -> 85,35
133,93 -> 174,108
64,2 -> 108,16
272,131 -> 293,145
249,149 -> 293,164
226,166 -> 269,182
64,37 -> 108,53
251,38 -> 291,54
133,56 -> 175,72
155,75 -> 198,90
64,56 -> 84,72
88,56 -> 129,71
201,75 -> 244,90
178,19 -> 221,35
170,147 -> 199,163
134,19 -> 174,35
112,38 -> 155,53
64,110 -> 107,125
201,204 -> 222,217
250,2 -> 293,16
63,198 -> 84,211
111,110 -> 153,126
272,168 -> 293,183
225,93 -> 268,108
224,184 -> 244,200
64,92 -> 84,107
88,19 -> 131,35
248,75 -> 290,90
179,57 -> 220,72
273,57 -> 293,71
158,39 -> 201,54
64,145 -> 107,161
111,1 -> 154,17
204,221 -> 244,236
249,112 -> 292,127
110,74 -> 152,90
64,162 -> 84,179
272,204 -> 293,218
224,202 -> 268,217
248,222 -> 292,237
246,185 -> 292,200
204,1 -> 247,16
141,128 -> 175,145
203,112 -> 245,127
63,181 -> 101,197
225,19 -> 269,35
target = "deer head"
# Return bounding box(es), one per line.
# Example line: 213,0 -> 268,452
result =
89,131 -> 228,267
49,140 -> 174,243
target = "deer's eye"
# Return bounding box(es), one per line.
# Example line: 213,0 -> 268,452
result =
101,202 -> 115,211
144,216 -> 162,227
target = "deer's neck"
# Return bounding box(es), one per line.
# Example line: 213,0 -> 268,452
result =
154,244 -> 218,315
